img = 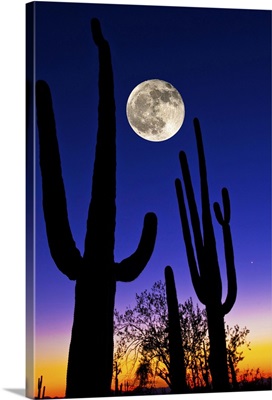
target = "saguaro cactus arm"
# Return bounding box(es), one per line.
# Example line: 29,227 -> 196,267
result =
36,80 -> 82,280
175,178 -> 206,304
214,187 -> 230,224
115,212 -> 157,282
214,188 -> 237,315
194,118 -> 222,295
178,151 -> 204,268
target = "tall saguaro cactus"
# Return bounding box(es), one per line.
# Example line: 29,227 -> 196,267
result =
175,118 -> 237,392
36,19 -> 157,398
164,266 -> 187,394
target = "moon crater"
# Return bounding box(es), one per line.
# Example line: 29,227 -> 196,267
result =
126,79 -> 185,142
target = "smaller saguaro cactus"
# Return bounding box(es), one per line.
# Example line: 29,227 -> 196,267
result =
175,118 -> 237,391
37,376 -> 42,399
36,375 -> 46,399
164,266 -> 187,394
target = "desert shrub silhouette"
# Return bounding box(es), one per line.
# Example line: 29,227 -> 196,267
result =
36,18 -> 157,398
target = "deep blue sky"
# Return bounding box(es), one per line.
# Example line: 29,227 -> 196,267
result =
31,1 -> 271,347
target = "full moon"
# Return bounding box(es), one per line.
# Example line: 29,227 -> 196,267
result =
126,79 -> 185,142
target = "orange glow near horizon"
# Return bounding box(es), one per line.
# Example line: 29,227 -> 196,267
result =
34,331 -> 70,398
237,340 -> 272,378
34,337 -> 272,398
35,361 -> 66,399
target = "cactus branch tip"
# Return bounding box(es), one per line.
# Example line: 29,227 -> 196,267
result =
178,150 -> 187,163
36,80 -> 51,98
91,18 -> 106,45
144,211 -> 157,224
165,266 -> 174,278
193,117 -> 200,126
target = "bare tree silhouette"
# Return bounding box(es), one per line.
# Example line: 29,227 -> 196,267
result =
175,118 -> 237,391
36,18 -> 157,398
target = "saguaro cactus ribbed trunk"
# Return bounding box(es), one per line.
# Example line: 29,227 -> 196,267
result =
36,19 -> 157,398
175,118 -> 237,392
164,266 -> 187,394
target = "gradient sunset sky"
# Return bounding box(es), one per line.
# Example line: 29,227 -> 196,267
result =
27,1 -> 271,397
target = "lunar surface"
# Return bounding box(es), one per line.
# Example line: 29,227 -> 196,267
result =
126,79 -> 185,142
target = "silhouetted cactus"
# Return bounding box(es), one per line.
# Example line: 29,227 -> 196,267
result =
37,376 -> 42,399
36,18 -> 157,398
175,118 -> 237,392
164,266 -> 187,393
